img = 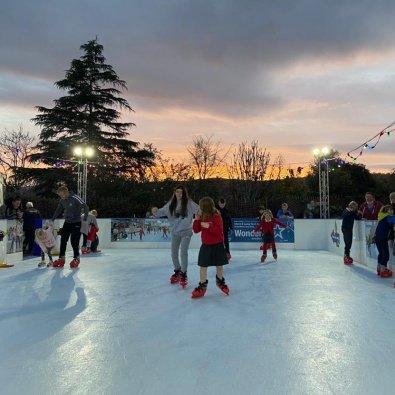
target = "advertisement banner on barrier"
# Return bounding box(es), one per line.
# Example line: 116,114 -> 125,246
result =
229,218 -> 294,243
112,218 -> 171,242
111,218 -> 295,244
365,220 -> 378,260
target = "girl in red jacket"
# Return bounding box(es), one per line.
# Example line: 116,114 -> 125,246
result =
254,209 -> 286,263
192,197 -> 230,298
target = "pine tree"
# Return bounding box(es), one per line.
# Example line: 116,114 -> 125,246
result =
31,38 -> 155,189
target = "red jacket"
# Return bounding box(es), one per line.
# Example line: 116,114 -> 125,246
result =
193,214 -> 224,245
254,218 -> 286,235
359,201 -> 383,220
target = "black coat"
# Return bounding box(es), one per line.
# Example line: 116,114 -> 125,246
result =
218,207 -> 233,233
23,207 -> 41,231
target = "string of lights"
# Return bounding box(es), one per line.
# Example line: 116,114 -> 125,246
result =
346,121 -> 394,162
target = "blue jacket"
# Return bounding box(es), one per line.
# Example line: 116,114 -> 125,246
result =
375,213 -> 395,240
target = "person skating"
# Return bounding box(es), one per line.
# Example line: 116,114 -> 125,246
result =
375,205 -> 395,277
253,209 -> 286,263
81,209 -> 99,254
152,185 -> 199,287
192,197 -> 229,298
35,222 -> 56,267
51,186 -> 89,268
341,201 -> 361,265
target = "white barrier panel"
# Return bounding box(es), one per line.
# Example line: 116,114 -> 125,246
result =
5,218 -> 394,271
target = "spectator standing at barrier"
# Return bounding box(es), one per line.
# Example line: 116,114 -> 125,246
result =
191,196 -> 229,298
51,186 -> 89,268
341,201 -> 361,265
359,192 -> 383,220
303,202 -> 314,219
276,203 -> 294,222
375,205 -> 395,277
258,205 -> 265,220
152,185 -> 199,288
5,196 -> 23,220
23,201 -> 41,255
217,198 -> 233,260
303,200 -> 320,219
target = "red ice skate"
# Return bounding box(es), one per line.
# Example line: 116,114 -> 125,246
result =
70,258 -> 80,269
216,275 -> 230,295
170,270 -> 181,284
343,256 -> 353,265
179,271 -> 188,288
191,280 -> 208,298
52,258 -> 65,268
81,248 -> 91,255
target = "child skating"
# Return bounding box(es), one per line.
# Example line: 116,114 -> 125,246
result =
341,201 -> 361,265
253,209 -> 286,263
375,205 -> 395,277
192,197 -> 229,298
35,222 -> 56,267
81,209 -> 99,254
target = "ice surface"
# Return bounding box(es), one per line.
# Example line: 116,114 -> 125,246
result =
0,249 -> 394,395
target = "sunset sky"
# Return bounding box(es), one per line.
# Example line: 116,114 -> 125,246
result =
1,0 -> 395,172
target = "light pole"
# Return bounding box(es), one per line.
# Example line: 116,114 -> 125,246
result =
313,147 -> 330,219
73,146 -> 94,203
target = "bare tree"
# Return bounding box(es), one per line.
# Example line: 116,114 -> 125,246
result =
0,126 -> 36,188
187,135 -> 229,180
144,156 -> 193,182
228,141 -> 271,181
226,141 -> 271,211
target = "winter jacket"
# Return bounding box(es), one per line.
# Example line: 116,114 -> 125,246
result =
341,208 -> 361,230
52,193 -> 89,223
155,199 -> 199,236
359,201 -> 383,220
193,214 -> 224,245
375,212 -> 395,240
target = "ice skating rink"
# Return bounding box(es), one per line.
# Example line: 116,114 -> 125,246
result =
1,249 -> 395,395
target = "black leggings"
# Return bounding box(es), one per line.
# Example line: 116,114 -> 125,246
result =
376,238 -> 390,267
342,228 -> 353,256
60,222 -> 81,259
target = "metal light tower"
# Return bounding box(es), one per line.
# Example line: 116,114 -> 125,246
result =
313,147 -> 330,219
73,146 -> 94,203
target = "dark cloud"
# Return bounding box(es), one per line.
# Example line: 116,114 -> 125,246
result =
2,0 -> 395,116
1,1 -> 395,172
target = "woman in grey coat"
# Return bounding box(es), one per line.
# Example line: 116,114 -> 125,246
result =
152,186 -> 199,287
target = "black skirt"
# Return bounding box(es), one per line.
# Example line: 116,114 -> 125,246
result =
262,232 -> 274,243
198,242 -> 229,267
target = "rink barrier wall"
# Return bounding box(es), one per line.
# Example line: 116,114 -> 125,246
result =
2,218 -> 393,271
